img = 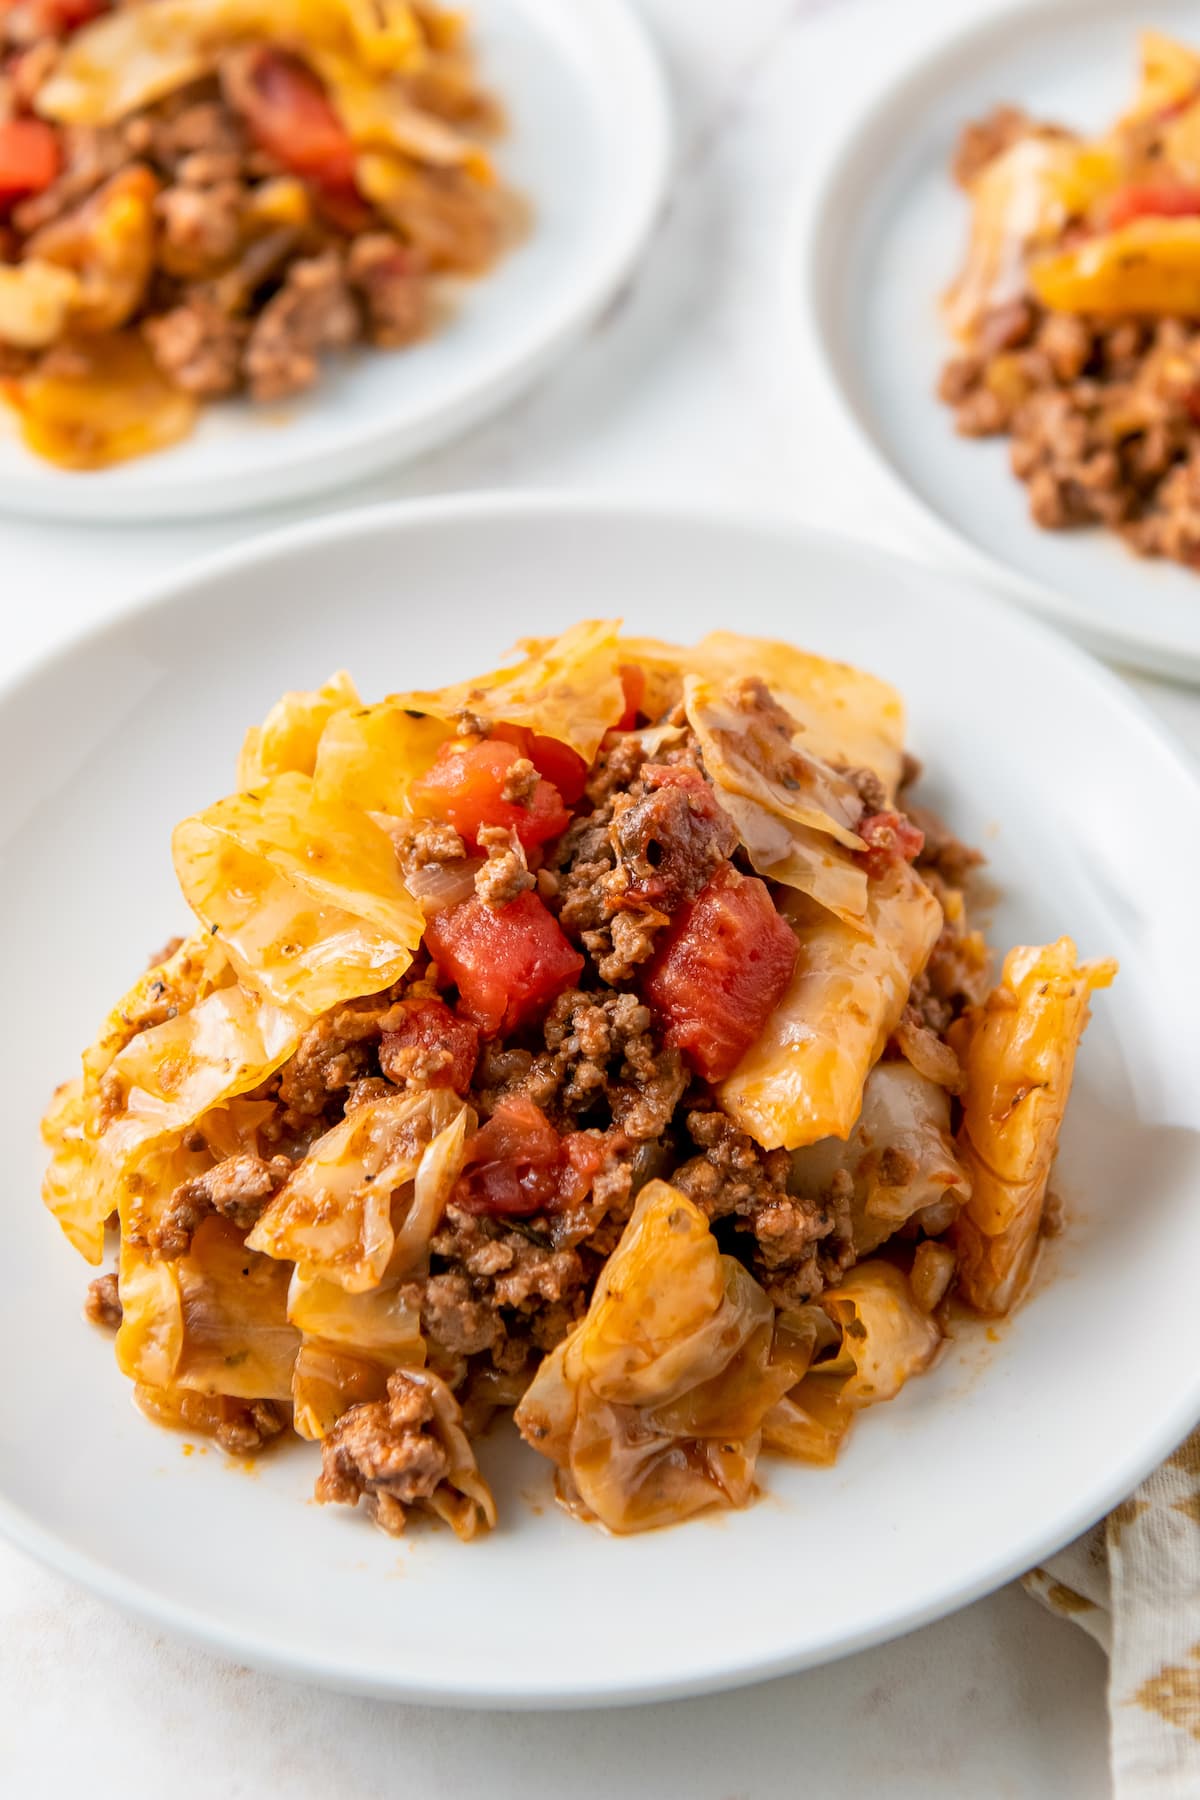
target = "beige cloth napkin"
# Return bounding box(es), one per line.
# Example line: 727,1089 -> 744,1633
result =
1023,1426 -> 1200,1797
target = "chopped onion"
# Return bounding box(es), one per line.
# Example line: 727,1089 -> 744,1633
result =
402,856 -> 482,914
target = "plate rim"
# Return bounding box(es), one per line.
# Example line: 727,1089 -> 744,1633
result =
5,489 -> 1200,1707
785,0 -> 1200,683
0,0 -> 672,525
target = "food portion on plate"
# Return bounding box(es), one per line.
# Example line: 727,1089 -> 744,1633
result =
940,31 -> 1200,569
0,0 -> 515,469
41,622 -> 1113,1539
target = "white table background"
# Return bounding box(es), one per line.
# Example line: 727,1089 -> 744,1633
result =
3,0 -> 1194,1791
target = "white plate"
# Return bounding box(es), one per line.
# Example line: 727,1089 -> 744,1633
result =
3,496 -> 1199,1707
795,0 -> 1200,680
0,0 -> 669,522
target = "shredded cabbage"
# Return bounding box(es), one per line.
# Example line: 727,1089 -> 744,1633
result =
718,864 -> 944,1151
683,671 -> 869,922
238,670 -> 361,790
246,1088 -> 467,1290
42,975 -> 298,1263
116,1216 -> 298,1399
0,260 -> 79,349
953,938 -> 1116,1317
289,1269 -> 425,1439
398,619 -> 626,764
173,771 -> 425,1016
515,1181 -> 799,1532
614,631 -> 907,799
791,1060 -> 971,1255
763,1262 -> 941,1464
313,699 -> 453,816
36,0 -> 427,126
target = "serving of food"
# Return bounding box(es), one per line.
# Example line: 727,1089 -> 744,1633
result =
940,30 -> 1200,570
41,615 -> 1114,1542
0,0 -> 515,469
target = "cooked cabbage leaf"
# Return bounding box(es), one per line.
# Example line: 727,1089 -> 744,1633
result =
945,135 -> 1119,341
246,1088 -> 467,1291
289,1270 -> 425,1440
116,1216 -> 298,1399
615,631 -> 906,799
313,698 -> 452,815
398,619 -> 626,764
682,671 -> 869,923
42,976 -> 298,1263
173,770 -> 425,1016
37,0 -> 426,126
718,864 -> 944,1151
1121,29 -> 1200,125
515,1180 -> 798,1532
791,1060 -> 971,1254
309,46 -> 492,175
116,1216 -> 298,1396
238,670 -> 361,789
763,1262 -> 941,1464
1030,217 -> 1200,319
953,938 -> 1115,1317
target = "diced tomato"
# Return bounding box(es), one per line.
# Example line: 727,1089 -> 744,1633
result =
617,663 -> 646,731
454,1097 -> 562,1215
19,0 -> 107,35
492,723 -> 589,805
1108,182 -> 1200,228
424,890 -> 584,1036
47,0 -> 108,25
558,1130 -> 609,1207
411,737 -> 570,853
643,863 -> 798,1083
225,48 -> 357,192
0,120 -> 60,205
452,1099 -> 609,1217
856,810 -> 925,879
379,997 -> 479,1093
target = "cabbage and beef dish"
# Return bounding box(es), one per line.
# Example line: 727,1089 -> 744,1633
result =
44,623 -> 1113,1538
0,0 -> 513,468
941,31 -> 1200,568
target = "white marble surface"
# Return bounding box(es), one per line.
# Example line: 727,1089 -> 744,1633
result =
2,0 -> 1195,1792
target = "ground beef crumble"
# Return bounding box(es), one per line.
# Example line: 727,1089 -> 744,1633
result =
316,1371 -> 451,1534
148,1151 -> 293,1258
546,729 -> 735,984
674,1111 -> 856,1307
84,1272 -> 122,1329
215,1398 -> 289,1457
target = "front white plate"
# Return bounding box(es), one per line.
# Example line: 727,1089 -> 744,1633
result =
0,0 -> 669,522
796,0 -> 1200,680
3,496 -> 1199,1706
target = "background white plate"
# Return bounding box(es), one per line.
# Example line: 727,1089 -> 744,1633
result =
0,0 -> 669,522
796,0 -> 1200,681
3,497 -> 1199,1707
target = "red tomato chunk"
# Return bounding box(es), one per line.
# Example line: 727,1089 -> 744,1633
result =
857,810 -> 924,879
411,737 -> 570,853
616,663 -> 646,731
378,997 -> 479,1094
492,723 -> 589,805
453,1097 -> 607,1217
1109,182 -> 1200,228
0,120 -> 61,203
226,49 -> 357,191
643,863 -> 797,1083
424,891 -> 584,1036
